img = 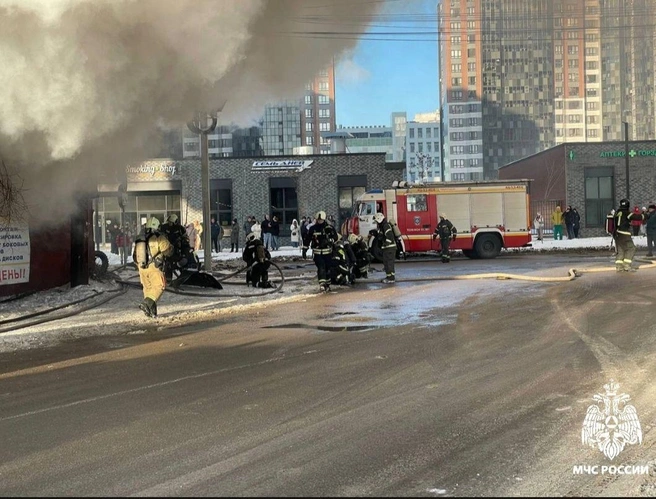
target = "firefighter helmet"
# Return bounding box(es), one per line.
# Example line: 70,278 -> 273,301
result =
374,212 -> 385,223
348,234 -> 359,245
439,213 -> 446,219
145,217 -> 160,231
619,198 -> 630,209
246,232 -> 257,242
315,210 -> 326,221
166,214 -> 178,224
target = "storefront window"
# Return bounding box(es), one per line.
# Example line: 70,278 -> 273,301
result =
270,178 -> 298,231
584,168 -> 614,227
211,188 -> 233,227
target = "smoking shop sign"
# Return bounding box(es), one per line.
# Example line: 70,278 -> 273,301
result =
0,221 -> 30,285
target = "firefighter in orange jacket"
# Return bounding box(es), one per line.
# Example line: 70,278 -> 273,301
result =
133,217 -> 173,317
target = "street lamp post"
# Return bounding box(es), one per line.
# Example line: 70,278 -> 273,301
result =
624,121 -> 630,200
188,112 -> 218,272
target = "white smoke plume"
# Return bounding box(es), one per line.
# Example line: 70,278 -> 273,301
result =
0,0 -> 383,224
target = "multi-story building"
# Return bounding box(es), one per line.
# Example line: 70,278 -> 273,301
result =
260,100 -> 302,156
329,125 -> 393,160
391,112 -> 408,162
405,111 -> 442,183
439,0 -> 656,178
300,61 -> 337,154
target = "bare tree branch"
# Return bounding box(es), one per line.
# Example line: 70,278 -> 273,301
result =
0,159 -> 29,228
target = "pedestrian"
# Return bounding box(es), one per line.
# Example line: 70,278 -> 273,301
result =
243,216 -> 253,247
193,220 -> 202,252
250,218 -> 262,241
185,221 -> 197,253
290,219 -> 300,248
572,208 -> 581,238
605,208 -> 616,255
270,215 -> 280,251
116,225 -> 132,265
534,213 -> 544,241
374,212 -> 398,283
132,217 -> 173,318
563,205 -> 575,239
210,217 -> 222,253
432,213 -> 457,263
109,223 -> 119,254
308,210 -> 338,292
551,206 -> 564,240
301,217 -> 311,259
630,206 -> 642,237
327,214 -> 336,227
640,207 -> 648,236
261,214 -> 271,249
242,232 -> 274,288
230,218 -> 240,252
613,198 -> 643,272
645,205 -> 656,257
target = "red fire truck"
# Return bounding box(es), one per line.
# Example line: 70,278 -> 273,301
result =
341,179 -> 532,260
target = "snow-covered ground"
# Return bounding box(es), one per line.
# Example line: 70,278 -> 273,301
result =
0,235 -> 650,353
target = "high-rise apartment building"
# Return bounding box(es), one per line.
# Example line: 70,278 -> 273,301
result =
439,0 -> 656,179
301,61 -> 337,154
405,111 -> 442,183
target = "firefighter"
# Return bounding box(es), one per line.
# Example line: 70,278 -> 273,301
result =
308,210 -> 338,292
132,217 -> 173,318
614,198 -> 643,272
349,233 -> 371,279
433,213 -> 457,263
374,212 -> 397,283
330,234 -> 356,286
242,232 -> 274,288
161,214 -> 192,280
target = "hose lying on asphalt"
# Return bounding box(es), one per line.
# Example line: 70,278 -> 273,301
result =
115,261 -> 286,298
392,257 -> 656,283
0,285 -> 128,334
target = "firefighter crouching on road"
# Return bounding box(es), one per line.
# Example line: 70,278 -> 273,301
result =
242,232 -> 274,288
433,213 -> 457,263
349,234 -> 371,279
375,212 -> 397,283
614,198 -> 643,272
308,210 -> 338,292
330,234 -> 357,286
133,217 -> 174,318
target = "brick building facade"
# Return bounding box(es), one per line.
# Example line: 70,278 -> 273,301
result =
499,140 -> 656,236
97,153 -> 400,246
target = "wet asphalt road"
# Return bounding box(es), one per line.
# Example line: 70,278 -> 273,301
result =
2,253 -> 656,496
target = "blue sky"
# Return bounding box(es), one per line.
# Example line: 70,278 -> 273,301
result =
335,0 -> 438,128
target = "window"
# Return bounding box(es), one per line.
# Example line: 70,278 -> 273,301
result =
210,180 -> 232,227
319,122 -> 330,132
467,48 -> 476,57
567,45 -> 578,55
410,142 -> 415,153
318,81 -> 329,91
468,62 -> 476,71
468,76 -> 476,85
587,129 -> 599,138
467,34 -> 475,43
409,128 -> 415,138
305,82 -> 313,91
305,122 -> 313,132
418,128 -> 423,139
407,194 -> 428,212
306,136 -> 313,146
451,49 -> 462,59
451,63 -> 462,72
319,109 -> 330,118
270,179 -> 298,231
418,143 -> 423,153
450,36 -> 461,44
426,128 -> 431,138
584,168 -> 614,227
305,109 -> 313,118
452,77 -> 462,86
338,176 -> 366,219
318,94 -> 330,105
305,95 -> 312,105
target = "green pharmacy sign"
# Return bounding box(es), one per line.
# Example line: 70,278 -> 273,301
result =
599,149 -> 656,158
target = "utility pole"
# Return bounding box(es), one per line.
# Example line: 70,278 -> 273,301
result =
624,120 -> 630,200
188,112 -> 218,272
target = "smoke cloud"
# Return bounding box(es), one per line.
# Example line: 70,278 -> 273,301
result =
0,0 -> 382,224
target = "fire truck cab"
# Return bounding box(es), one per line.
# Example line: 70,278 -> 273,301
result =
342,179 -> 532,260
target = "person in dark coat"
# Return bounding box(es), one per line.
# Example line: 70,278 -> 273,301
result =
270,216 -> 280,251
300,217 -> 310,259
210,217 -> 222,253
433,213 -> 457,263
243,216 -> 253,247
645,205 -> 656,257
230,218 -> 240,252
571,208 -> 581,238
261,215 -> 271,249
563,205 -> 575,239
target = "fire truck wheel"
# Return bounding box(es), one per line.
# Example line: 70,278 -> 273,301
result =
462,249 -> 478,259
474,233 -> 502,259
